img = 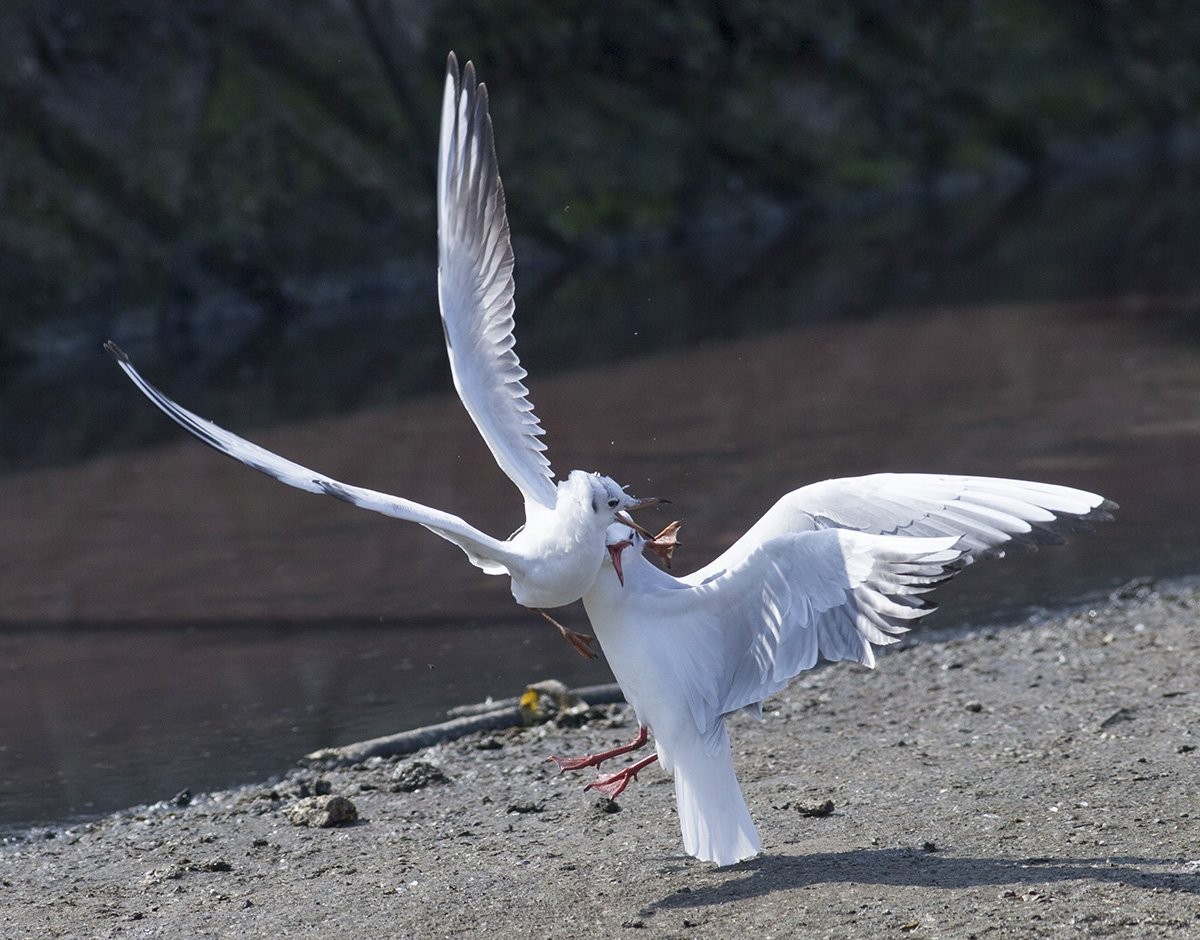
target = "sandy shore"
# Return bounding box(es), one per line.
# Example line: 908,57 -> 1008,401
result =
3,579 -> 1198,939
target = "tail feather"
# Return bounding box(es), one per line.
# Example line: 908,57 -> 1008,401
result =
671,726 -> 760,866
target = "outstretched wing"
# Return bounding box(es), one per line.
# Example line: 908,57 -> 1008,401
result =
683,473 -> 1116,586
104,342 -> 514,575
648,530 -> 965,751
438,53 -> 556,510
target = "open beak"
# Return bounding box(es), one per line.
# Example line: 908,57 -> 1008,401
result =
607,540 -> 631,586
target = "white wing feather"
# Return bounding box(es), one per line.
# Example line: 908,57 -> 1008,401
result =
682,473 -> 1116,586
640,530 -> 965,752
104,343 -> 514,575
438,54 -> 556,510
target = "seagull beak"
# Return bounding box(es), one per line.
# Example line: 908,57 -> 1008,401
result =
624,496 -> 668,512
607,540 -> 631,587
615,511 -> 660,542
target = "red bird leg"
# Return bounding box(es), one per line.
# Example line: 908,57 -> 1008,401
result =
547,725 -> 649,773
585,753 -> 659,800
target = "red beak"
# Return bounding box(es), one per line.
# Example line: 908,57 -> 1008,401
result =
607,540 -> 631,586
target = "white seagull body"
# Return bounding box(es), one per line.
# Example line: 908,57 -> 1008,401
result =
557,474 -> 1115,866
105,54 -> 660,645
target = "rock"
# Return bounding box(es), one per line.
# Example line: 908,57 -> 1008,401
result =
296,778 -> 332,798
1113,576 -> 1156,601
286,795 -> 358,828
793,799 -> 835,818
391,761 -> 449,793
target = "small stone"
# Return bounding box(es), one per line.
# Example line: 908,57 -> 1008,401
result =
296,778 -> 333,798
172,789 -> 192,807
964,701 -> 984,713
286,795 -> 358,828
391,761 -> 449,793
474,736 -> 504,750
193,859 -> 233,873
794,799 -> 835,818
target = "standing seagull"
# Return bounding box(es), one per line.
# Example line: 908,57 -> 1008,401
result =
552,474 -> 1115,865
104,54 -> 663,656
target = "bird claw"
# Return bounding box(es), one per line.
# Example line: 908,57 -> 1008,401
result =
585,772 -> 633,801
546,754 -> 596,773
583,753 -> 659,800
647,520 -> 682,569
563,627 -> 598,660
546,726 -> 650,775
533,608 -> 597,659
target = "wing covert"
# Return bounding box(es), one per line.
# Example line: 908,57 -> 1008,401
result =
646,530 -> 964,751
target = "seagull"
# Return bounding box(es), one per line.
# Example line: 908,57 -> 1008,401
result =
104,53 -> 665,657
551,474 -> 1116,865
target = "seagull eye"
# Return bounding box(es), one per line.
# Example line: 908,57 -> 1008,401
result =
607,498 -> 619,508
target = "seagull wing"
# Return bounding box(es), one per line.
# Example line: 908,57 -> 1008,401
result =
104,342 -> 515,575
438,53 -> 556,510
642,530 -> 965,752
682,473 -> 1116,586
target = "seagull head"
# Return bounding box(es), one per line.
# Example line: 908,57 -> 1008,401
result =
565,471 -> 666,527
602,522 -> 642,587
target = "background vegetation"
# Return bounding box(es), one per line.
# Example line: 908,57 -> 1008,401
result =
2,1 -> 1198,468
3,2 -> 1197,350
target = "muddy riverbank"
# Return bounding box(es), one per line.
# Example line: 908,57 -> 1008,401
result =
3,578 -> 1197,938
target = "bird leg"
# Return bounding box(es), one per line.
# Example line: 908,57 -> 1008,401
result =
532,608 -> 597,659
546,725 -> 649,773
646,520 -> 682,569
585,753 -> 659,800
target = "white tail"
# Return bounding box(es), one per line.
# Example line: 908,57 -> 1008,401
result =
672,724 -> 761,866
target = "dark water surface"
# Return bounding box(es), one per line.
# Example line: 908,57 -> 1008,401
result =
4,170 -> 1200,834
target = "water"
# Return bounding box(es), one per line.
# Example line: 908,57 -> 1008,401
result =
3,167 -> 1200,834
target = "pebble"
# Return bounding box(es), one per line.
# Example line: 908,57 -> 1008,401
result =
285,795 -> 358,828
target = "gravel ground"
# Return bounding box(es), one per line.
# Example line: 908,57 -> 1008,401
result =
3,579 -> 1198,939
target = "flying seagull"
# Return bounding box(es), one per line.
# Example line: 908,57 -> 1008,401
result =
551,475 -> 1115,865
105,53 -> 664,656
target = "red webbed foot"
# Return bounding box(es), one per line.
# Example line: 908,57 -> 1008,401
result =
547,726 -> 649,774
584,754 -> 659,800
647,520 -> 682,568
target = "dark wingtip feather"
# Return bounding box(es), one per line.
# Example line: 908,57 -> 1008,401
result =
103,340 -> 129,363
